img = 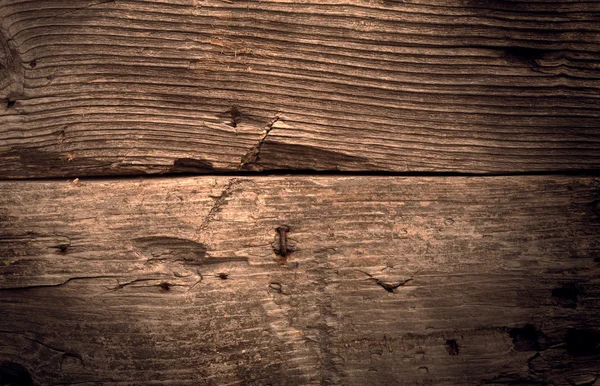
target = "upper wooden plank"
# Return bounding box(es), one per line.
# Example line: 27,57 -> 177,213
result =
1,0 -> 600,177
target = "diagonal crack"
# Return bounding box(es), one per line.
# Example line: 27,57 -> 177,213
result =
198,178 -> 240,232
187,271 -> 203,292
240,114 -> 281,169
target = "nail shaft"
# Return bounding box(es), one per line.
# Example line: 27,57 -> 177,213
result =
276,226 -> 290,257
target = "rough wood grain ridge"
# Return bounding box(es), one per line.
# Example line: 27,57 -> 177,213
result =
0,176 -> 599,385
1,0 -> 600,177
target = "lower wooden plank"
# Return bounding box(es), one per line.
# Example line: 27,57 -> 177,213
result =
0,176 -> 599,385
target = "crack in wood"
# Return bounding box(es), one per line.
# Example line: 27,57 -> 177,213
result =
374,277 -> 413,293
0,330 -> 82,361
354,269 -> 417,293
0,276 -> 120,291
187,272 -> 203,292
32,0 -> 115,25
108,278 -> 157,292
239,115 -> 281,169
198,179 -> 240,232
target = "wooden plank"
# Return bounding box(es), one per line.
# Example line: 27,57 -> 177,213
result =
0,176 -> 599,385
1,1 -> 600,177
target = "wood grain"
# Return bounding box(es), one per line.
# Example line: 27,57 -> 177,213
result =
1,176 -> 599,385
1,0 -> 600,177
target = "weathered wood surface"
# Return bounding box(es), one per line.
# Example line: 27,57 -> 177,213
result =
0,176 -> 599,385
1,1 -> 600,177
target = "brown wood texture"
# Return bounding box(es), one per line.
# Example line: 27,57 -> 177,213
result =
0,176 -> 599,385
1,0 -> 600,177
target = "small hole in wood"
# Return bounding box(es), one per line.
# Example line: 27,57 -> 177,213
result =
217,272 -> 229,280
510,324 -> 540,351
6,99 -> 15,108
159,282 -> 170,292
552,285 -> 579,309
57,243 -> 69,253
229,106 -> 241,128
29,60 -> 36,68
269,282 -> 282,293
445,339 -> 459,356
